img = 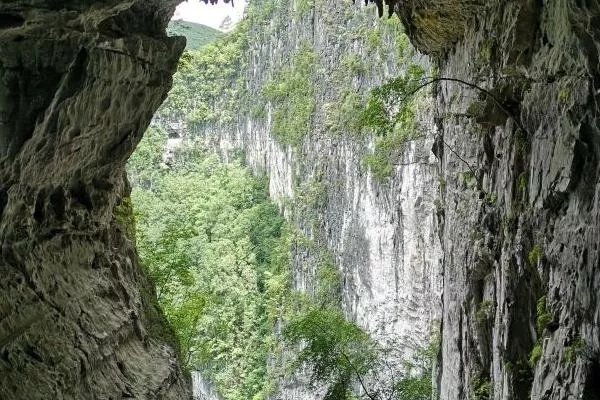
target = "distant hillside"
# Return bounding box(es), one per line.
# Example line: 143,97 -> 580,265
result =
167,20 -> 222,50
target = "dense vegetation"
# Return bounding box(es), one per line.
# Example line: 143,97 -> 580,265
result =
127,131 -> 437,399
128,129 -> 291,399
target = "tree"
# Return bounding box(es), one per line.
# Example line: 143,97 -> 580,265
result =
128,139 -> 291,400
283,306 -> 438,400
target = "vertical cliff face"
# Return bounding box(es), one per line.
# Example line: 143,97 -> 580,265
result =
0,1 -> 191,399
179,0 -> 600,398
171,0 -> 443,397
394,0 -> 600,398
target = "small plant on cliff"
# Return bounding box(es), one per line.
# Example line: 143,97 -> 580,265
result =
564,336 -> 586,364
476,300 -> 494,324
535,295 -> 551,335
358,64 -> 425,181
528,245 -> 543,265
471,377 -> 492,400
529,342 -> 542,366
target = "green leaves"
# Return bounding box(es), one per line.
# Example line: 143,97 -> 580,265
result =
128,139 -> 291,400
283,307 -> 376,400
262,42 -> 317,146
358,64 -> 426,180
282,305 -> 439,400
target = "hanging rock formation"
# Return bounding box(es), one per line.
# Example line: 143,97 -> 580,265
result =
0,1 -> 191,399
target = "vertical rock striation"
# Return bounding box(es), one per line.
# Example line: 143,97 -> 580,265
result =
0,1 -> 191,399
391,0 -> 600,398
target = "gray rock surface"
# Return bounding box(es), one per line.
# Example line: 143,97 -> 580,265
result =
396,0 -> 600,398
0,1 -> 191,399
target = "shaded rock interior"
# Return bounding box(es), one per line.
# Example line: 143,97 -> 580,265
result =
0,1 -> 190,399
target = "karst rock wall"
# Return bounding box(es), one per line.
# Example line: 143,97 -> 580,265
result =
0,1 -> 191,399
390,0 -> 600,398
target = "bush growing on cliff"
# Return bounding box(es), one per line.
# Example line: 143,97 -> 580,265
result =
262,42 -> 317,146
283,306 -> 438,400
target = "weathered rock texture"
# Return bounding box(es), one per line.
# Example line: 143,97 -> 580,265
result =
393,0 -> 600,399
0,1 -> 191,399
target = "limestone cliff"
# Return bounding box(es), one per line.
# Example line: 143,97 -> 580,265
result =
159,0 -> 444,398
0,1 -> 191,399
163,0 -> 600,399
395,0 -> 600,399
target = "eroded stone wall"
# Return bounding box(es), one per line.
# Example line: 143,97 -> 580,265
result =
0,2 -> 191,399
396,0 -> 600,398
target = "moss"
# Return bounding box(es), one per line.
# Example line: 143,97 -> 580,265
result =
485,193 -> 498,205
476,300 -> 494,324
558,87 -> 570,103
114,196 -> 136,241
478,39 -> 493,63
471,378 -> 492,400
564,337 -> 586,364
458,171 -> 477,189
529,342 -> 542,366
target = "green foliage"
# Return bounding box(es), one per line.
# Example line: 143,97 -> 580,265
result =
471,378 -> 492,400
283,307 -> 376,400
128,140 -> 291,400
295,0 -> 314,19
359,64 -> 424,137
160,21 -> 250,126
528,244 -> 543,265
362,152 -> 393,180
535,295 -> 551,335
340,54 -> 367,76
564,337 -> 585,364
262,42 -> 317,146
167,20 -> 222,50
323,90 -> 363,136
396,338 -> 438,400
476,300 -> 494,324
529,343 -> 542,366
359,64 -> 425,180
127,126 -> 166,188
315,254 -> 341,306
283,304 -> 438,400
114,196 -> 136,240
366,26 -> 383,52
